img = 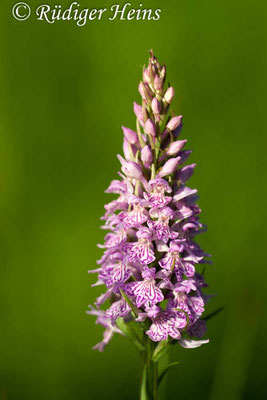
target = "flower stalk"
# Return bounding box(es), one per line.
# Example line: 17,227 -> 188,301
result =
141,337 -> 158,400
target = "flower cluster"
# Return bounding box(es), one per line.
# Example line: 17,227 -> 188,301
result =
88,52 -> 210,351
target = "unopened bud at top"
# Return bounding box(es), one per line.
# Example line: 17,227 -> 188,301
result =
164,87 -> 175,104
179,149 -> 192,164
138,82 -> 153,102
123,138 -> 133,161
151,97 -> 161,115
166,140 -> 187,156
138,82 -> 146,100
154,75 -> 163,91
117,155 -> 143,180
167,115 -> 182,131
141,145 -> 153,168
148,59 -> 156,80
133,102 -> 144,125
159,65 -> 166,80
145,119 -> 156,137
143,68 -> 151,84
177,163 -> 196,183
122,126 -> 138,144
158,156 -> 181,178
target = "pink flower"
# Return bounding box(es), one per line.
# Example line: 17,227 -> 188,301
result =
122,227 -> 155,265
147,207 -> 178,243
146,311 -> 187,342
128,268 -> 164,308
89,52 -> 211,354
144,178 -> 172,208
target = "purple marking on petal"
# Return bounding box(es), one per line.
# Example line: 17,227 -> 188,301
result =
99,261 -> 131,287
144,178 -> 172,208
105,298 -> 131,321
130,277 -> 164,308
122,234 -> 155,265
146,311 -> 185,342
123,197 -> 148,228
148,207 -> 178,243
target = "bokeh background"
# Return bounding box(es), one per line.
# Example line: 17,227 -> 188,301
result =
0,0 -> 266,399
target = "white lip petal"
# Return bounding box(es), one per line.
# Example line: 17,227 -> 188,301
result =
156,240 -> 169,252
179,338 -> 209,348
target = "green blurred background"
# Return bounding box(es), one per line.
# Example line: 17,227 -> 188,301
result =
0,0 -> 266,399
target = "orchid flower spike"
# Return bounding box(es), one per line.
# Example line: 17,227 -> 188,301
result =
88,51 -> 212,400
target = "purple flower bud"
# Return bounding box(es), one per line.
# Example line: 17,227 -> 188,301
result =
154,75 -> 163,91
166,140 -> 187,156
122,126 -> 138,144
138,82 -> 146,100
173,123 -> 183,138
173,186 -> 197,202
162,117 -> 183,141
145,119 -> 156,137
179,149 -> 192,164
123,138 -> 133,161
158,156 -> 181,178
141,145 -> 153,168
117,155 -> 143,180
160,65 -> 166,80
167,116 -> 182,131
133,102 -> 144,124
164,87 -> 175,104
177,163 -> 196,183
143,68 -> 151,84
151,97 -> 161,114
148,59 -> 156,80
143,83 -> 153,101
123,162 -> 143,180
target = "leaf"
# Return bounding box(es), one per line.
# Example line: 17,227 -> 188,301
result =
203,307 -> 224,321
116,318 -> 144,352
119,289 -> 139,318
135,150 -> 140,163
158,362 -> 180,385
155,138 -> 161,158
152,339 -> 170,362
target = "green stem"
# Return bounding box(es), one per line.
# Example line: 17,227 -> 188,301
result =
151,164 -> 156,180
140,339 -> 158,400
153,361 -> 158,400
